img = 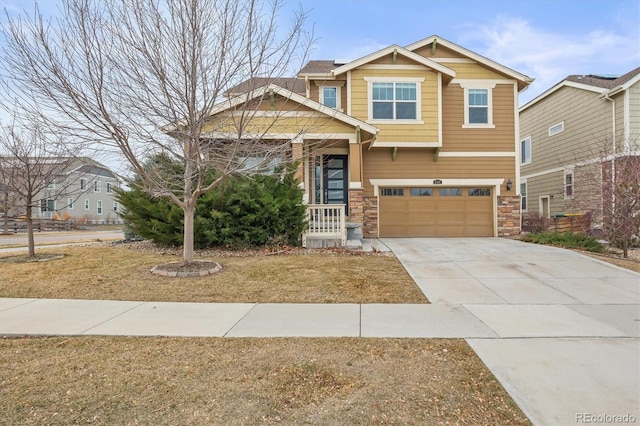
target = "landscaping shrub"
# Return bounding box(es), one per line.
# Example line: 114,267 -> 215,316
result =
520,232 -> 604,253
116,164 -> 306,249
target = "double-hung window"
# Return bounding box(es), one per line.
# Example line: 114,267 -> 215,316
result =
372,82 -> 417,120
321,87 -> 338,109
521,136 -> 532,165
520,182 -> 527,211
365,77 -> 423,122
460,81 -> 495,128
564,170 -> 574,199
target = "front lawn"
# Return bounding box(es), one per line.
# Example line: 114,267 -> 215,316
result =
0,336 -> 531,425
0,244 -> 427,304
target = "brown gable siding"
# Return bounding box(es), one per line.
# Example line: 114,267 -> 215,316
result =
629,81 -> 640,136
362,148 -> 514,197
441,83 -> 516,152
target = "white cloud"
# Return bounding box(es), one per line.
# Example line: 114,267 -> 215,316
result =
461,15 -> 640,103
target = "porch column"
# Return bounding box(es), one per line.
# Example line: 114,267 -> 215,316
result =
348,136 -> 364,224
291,136 -> 304,182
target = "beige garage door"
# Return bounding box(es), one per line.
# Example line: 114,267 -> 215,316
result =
379,187 -> 494,237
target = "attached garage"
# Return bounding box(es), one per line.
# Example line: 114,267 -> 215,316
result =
379,186 -> 494,237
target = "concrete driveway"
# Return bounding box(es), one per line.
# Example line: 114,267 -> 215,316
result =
383,238 -> 640,426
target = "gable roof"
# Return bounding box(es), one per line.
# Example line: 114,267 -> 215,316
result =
405,35 -> 534,90
206,83 -> 378,136
225,77 -> 306,97
520,67 -> 640,112
298,60 -> 337,77
332,45 -> 456,77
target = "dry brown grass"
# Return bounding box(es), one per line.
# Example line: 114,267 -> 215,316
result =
0,245 -> 427,303
0,336 -> 530,425
583,251 -> 640,273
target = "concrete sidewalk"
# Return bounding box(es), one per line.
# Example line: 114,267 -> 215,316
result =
1,297 -> 635,339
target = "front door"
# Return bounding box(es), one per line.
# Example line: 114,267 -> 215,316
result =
323,155 -> 348,214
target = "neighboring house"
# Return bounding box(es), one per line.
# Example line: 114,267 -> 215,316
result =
519,67 -> 640,227
204,35 -> 533,242
34,157 -> 122,224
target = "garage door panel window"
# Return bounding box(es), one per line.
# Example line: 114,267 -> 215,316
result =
439,188 -> 462,196
381,188 -> 404,196
410,188 -> 433,196
468,188 -> 491,196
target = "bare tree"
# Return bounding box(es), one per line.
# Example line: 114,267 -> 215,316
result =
0,123 -> 82,257
1,0 -> 314,264
570,134 -> 640,258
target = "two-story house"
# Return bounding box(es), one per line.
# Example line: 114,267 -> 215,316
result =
204,35 -> 533,242
519,67 -> 640,229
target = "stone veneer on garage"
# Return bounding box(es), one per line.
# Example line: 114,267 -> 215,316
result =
497,195 -> 521,237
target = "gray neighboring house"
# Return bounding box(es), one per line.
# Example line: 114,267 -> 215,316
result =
35,157 -> 122,224
519,67 -> 640,228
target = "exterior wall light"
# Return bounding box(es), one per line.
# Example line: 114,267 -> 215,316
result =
506,178 -> 512,191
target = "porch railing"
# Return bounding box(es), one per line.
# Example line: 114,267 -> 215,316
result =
302,204 -> 346,248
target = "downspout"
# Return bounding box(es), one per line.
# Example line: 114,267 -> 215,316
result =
603,92 -> 616,225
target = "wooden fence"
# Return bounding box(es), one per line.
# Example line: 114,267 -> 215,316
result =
549,213 -> 592,235
1,218 -> 75,233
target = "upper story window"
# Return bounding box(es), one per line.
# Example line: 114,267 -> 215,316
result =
372,82 -> 417,119
364,77 -> 424,123
564,170 -> 574,199
94,180 -> 101,192
549,121 -> 564,136
521,136 -> 532,165
106,182 -> 113,194
80,178 -> 87,190
459,81 -> 495,128
320,87 -> 338,109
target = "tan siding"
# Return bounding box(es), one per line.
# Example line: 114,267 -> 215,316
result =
523,171 -> 565,216
413,44 -> 461,59
204,114 -> 355,135
520,87 -> 612,177
370,55 -> 424,66
362,148 -> 514,197
629,81 -> 640,135
441,84 -> 516,151
446,62 -> 505,80
350,68 -> 439,142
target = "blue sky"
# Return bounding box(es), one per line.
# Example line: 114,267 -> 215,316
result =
2,0 -> 639,106
289,0 -> 640,104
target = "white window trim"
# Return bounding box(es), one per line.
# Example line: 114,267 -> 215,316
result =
106,182 -> 113,194
97,200 -> 103,215
564,169 -> 574,199
68,198 -> 74,210
113,201 -> 119,212
520,181 -> 528,212
319,85 -> 342,111
84,199 -> 90,210
94,180 -> 101,193
364,76 -> 424,124
459,81 -> 495,128
549,121 -> 564,136
520,136 -> 532,165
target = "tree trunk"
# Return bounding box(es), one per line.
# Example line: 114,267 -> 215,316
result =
183,204 -> 195,264
622,237 -> 628,259
26,203 -> 35,258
